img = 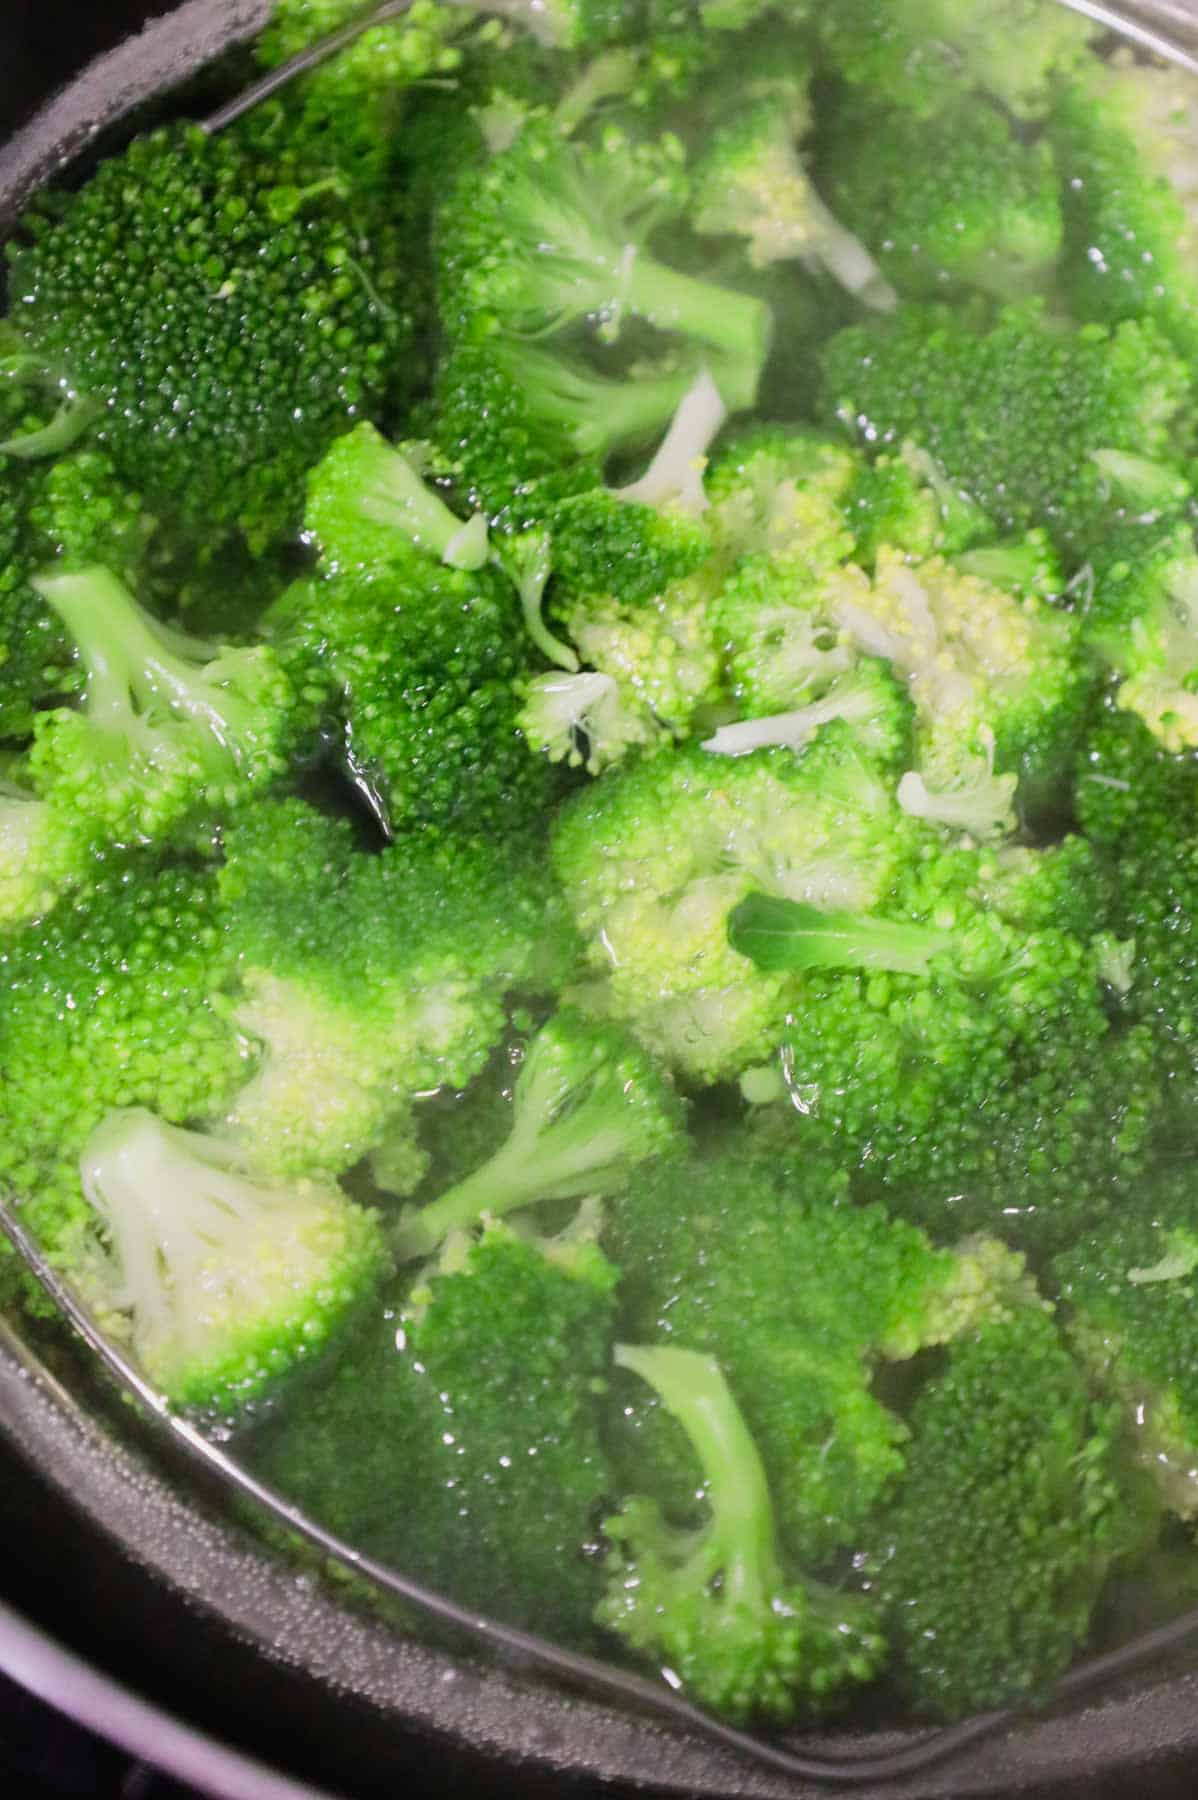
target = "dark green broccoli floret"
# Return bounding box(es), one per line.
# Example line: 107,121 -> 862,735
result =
245,1214 -> 619,1640
818,302 -> 1192,555
1053,1169 -> 1198,1520
873,1307 -> 1149,1718
816,0 -> 1095,120
823,96 -> 1062,302
394,1007 -> 685,1260
1052,54 -> 1198,362
0,857 -> 246,1260
597,1343 -> 887,1722
605,1130 -> 1028,1566
8,122 -> 411,548
78,1106 -> 387,1414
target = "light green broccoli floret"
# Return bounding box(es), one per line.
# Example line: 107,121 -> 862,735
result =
597,1344 -> 887,1722
79,1107 -> 387,1413
394,1008 -> 685,1260
551,724 -> 914,1081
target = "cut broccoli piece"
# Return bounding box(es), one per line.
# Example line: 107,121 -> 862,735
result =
8,122 -> 411,548
605,1130 -> 1029,1566
78,1107 -> 387,1413
873,1307 -> 1150,1719
394,1008 -> 685,1260
818,302 -> 1192,556
816,0 -> 1095,121
245,1214 -> 618,1640
823,95 -> 1062,303
597,1344 -> 886,1722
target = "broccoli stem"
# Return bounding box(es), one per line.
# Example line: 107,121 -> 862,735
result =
497,343 -> 720,458
615,1343 -> 777,1609
728,893 -> 953,975
615,367 -> 727,514
617,255 -> 772,383
356,441 -> 490,571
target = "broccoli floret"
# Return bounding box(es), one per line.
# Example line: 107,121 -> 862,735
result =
251,0 -> 465,189
739,842 -> 1159,1248
597,1344 -> 886,1722
606,1131 -> 1029,1565
689,48 -> 894,308
818,302 -> 1192,555
8,122 -> 411,548
551,724 -> 913,1081
0,857 -> 246,1259
1052,53 -> 1198,361
22,567 -> 304,894
872,1307 -> 1147,1718
213,800 -> 577,1182
394,1008 -> 685,1260
1053,1171 -> 1198,1520
78,1107 -> 387,1414
705,424 -> 858,566
816,0 -> 1095,121
435,119 -> 770,405
828,547 -> 1090,826
425,337 -> 708,527
1081,512 -> 1198,753
268,434 -> 562,835
823,96 -> 1062,303
246,1214 -> 618,1640
1074,697 -> 1198,863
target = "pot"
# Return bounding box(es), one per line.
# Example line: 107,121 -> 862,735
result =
4,6 -> 1198,1796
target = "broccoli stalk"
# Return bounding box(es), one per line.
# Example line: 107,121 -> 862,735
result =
701,659 -> 912,768
596,1343 -> 885,1722
79,1107 -> 387,1413
614,367 -> 727,515
393,1009 -> 685,1261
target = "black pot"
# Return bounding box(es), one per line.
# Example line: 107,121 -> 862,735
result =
4,6 -> 1198,1795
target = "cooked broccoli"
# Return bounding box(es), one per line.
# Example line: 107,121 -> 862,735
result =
818,303 -> 1192,555
8,122 -> 411,547
823,96 -> 1062,302
551,724 -> 912,1081
605,1130 -> 1029,1565
213,800 -> 578,1182
597,1344 -> 887,1722
78,1107 -> 387,1413
1053,1171 -> 1198,1520
394,1008 -> 685,1260
246,1213 -> 619,1640
1052,53 -> 1198,361
268,430 -> 561,835
689,45 -> 894,308
0,857 -> 246,1260
816,0 -> 1095,120
1081,512 -> 1198,753
872,1307 -> 1150,1718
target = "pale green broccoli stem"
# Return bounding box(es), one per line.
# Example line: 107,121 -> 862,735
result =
1090,449 -> 1189,512
605,250 -> 773,383
355,440 -> 489,570
504,529 -> 579,671
615,368 -> 727,514
728,892 -> 953,976
615,1344 -> 780,1608
1128,1231 -> 1198,1286
34,567 -> 260,761
553,48 -> 640,136
394,1034 -> 666,1260
702,675 -> 887,757
492,342 -> 725,457
0,388 -> 100,459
